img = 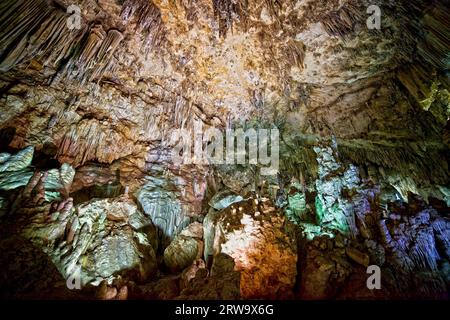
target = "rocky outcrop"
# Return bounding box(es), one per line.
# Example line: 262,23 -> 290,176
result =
136,178 -> 191,249
0,147 -> 158,291
163,235 -> 199,273
22,196 -> 158,286
163,221 -> 203,272
177,253 -> 241,300
206,198 -> 298,299
0,0 -> 449,301
299,235 -> 353,300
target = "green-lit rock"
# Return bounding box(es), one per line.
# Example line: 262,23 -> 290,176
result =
0,153 -> 11,163
87,231 -> 157,282
45,163 -> 75,190
438,186 -> 450,206
44,191 -> 61,202
136,175 -> 191,248
0,146 -> 33,172
0,169 -> 33,190
327,201 -> 351,234
285,192 -> 308,223
315,195 -> 326,225
0,146 -> 75,193
313,146 -> 360,236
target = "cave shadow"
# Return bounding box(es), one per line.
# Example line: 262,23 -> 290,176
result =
0,233 -> 92,300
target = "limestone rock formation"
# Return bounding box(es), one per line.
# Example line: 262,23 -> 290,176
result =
0,0 -> 449,301
22,196 -> 158,286
177,253 -> 241,300
208,198 -> 298,299
163,234 -> 199,273
0,148 -> 158,293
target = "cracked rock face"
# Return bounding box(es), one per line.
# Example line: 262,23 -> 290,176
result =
21,194 -> 159,286
0,0 -> 449,300
207,198 -> 298,299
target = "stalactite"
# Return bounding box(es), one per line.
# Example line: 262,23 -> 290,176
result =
418,3 -> 450,69
62,25 -> 106,83
284,39 -> 305,70
0,0 -> 49,55
56,119 -> 140,167
398,63 -> 435,105
212,0 -> 248,37
173,95 -> 193,129
280,145 -> 317,182
0,0 -> 60,71
79,26 -> 107,68
0,0 -> 126,84
57,25 -> 125,84
338,140 -> 449,186
263,0 -> 282,20
378,208 -> 446,276
320,2 -> 363,39
121,0 -> 166,51
256,30 -> 305,87
410,227 -> 440,271
432,218 -> 450,259
90,29 -> 124,81
395,2 -> 450,129
0,0 -> 449,301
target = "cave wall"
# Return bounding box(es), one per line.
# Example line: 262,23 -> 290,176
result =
0,0 -> 449,299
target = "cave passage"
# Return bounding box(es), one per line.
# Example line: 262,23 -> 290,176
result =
0,0 -> 449,301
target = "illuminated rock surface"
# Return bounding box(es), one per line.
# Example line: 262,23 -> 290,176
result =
209,198 -> 298,299
0,0 -> 449,300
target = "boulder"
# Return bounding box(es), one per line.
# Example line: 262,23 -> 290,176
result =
164,235 -> 199,273
346,247 -> 370,267
136,179 -> 191,248
180,221 -> 203,239
180,259 -> 207,290
208,190 -> 244,210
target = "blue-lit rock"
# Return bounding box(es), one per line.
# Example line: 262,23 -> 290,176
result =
208,190 -> 244,210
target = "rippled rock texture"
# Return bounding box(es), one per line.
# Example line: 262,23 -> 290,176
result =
0,0 -> 449,300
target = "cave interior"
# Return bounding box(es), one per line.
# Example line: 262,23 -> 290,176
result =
0,0 -> 449,300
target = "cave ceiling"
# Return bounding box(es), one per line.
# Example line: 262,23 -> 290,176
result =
1,1 -> 448,169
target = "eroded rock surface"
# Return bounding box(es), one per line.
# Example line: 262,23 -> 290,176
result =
0,0 -> 449,300
207,198 -> 298,299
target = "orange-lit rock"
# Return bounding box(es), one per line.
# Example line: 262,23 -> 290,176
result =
211,198 -> 298,299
